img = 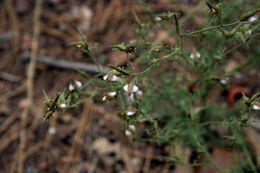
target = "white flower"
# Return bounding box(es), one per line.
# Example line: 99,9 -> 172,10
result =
126,110 -> 136,116
249,15 -> 258,22
103,74 -> 122,81
102,91 -> 117,101
75,80 -> 82,88
125,129 -> 132,136
247,30 -> 252,35
59,103 -> 67,108
69,83 -> 75,91
128,125 -> 136,131
123,84 -> 139,93
190,52 -> 201,59
220,79 -> 227,84
48,127 -> 56,135
108,92 -> 117,97
155,16 -> 162,22
111,75 -> 121,81
252,104 -> 260,110
103,75 -> 108,80
137,90 -> 143,96
127,93 -> 135,102
102,96 -> 107,101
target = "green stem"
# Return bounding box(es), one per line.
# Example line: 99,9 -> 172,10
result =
133,50 -> 179,76
199,121 -> 231,126
181,20 -> 259,37
181,21 -> 240,36
230,125 -> 258,172
224,32 -> 260,55
191,125 -> 227,173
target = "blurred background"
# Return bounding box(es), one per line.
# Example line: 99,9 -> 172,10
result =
0,0 -> 259,173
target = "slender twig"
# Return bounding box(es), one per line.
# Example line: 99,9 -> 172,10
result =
18,0 -> 43,172
21,55 -> 108,73
224,32 -> 260,55
191,125 -> 227,173
181,21 -> 240,36
133,49 -> 180,76
0,71 -> 21,83
181,20 -> 259,37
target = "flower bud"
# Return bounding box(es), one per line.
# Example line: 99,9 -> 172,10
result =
128,125 -> 136,131
59,103 -> 67,108
102,92 -> 117,101
126,110 -> 136,116
252,104 -> 260,110
190,52 -> 201,60
69,83 -> 75,91
75,80 -> 82,88
125,129 -> 132,136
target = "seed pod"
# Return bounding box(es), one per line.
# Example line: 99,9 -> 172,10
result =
206,1 -> 219,14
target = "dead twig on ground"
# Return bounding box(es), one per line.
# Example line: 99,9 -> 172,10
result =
0,121 -> 20,152
0,71 -> 21,83
21,54 -> 108,73
17,0 -> 43,172
0,109 -> 20,135
143,147 -> 153,173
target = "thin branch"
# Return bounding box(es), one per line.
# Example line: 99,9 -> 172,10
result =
181,20 -> 259,37
180,21 -> 240,36
21,55 -> 108,73
18,0 -> 43,172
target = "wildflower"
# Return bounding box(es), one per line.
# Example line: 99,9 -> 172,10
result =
129,93 -> 135,100
108,91 -> 117,97
103,75 -> 108,80
249,15 -> 258,22
252,104 -> 260,110
69,80 -> 82,91
103,72 -> 122,82
69,83 -> 75,91
190,52 -> 201,60
124,124 -> 136,137
126,110 -> 136,116
220,79 -> 227,84
128,125 -> 136,131
123,84 -> 138,92
125,90 -> 143,104
123,81 -> 139,96
137,90 -> 143,96
59,103 -> 67,108
75,80 -> 82,88
155,16 -> 162,22
102,91 -> 117,101
102,96 -> 107,101
125,129 -> 132,136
